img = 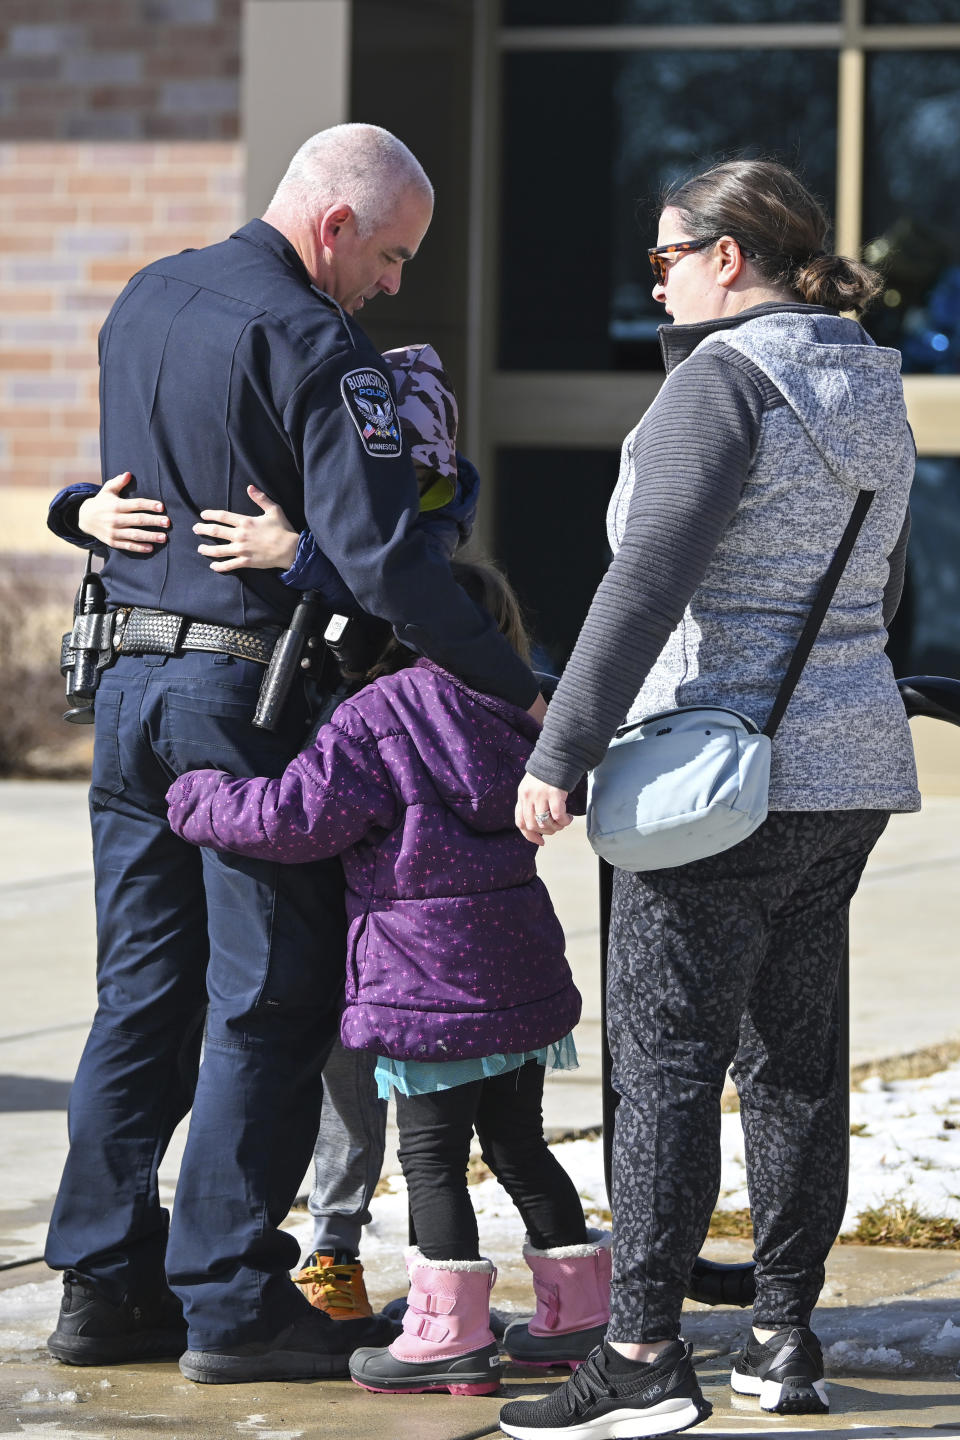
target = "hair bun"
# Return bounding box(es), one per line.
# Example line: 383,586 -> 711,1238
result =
794,252 -> 883,312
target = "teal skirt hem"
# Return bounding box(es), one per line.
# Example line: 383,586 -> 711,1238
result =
374,1031 -> 579,1100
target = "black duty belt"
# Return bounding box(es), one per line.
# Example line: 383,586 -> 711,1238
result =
114,607 -> 281,666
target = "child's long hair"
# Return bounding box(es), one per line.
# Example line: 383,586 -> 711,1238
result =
366,557 -> 532,682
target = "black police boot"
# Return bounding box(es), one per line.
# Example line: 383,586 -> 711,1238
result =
179,1306 -> 401,1384
48,1269 -> 188,1365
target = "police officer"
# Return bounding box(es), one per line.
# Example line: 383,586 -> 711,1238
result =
45,123 -> 544,1386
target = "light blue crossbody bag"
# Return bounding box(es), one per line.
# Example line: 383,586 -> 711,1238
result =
586,490 -> 874,872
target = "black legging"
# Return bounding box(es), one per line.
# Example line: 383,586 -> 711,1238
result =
395,1059 -> 587,1261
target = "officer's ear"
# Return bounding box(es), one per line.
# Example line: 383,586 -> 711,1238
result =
319,204 -> 355,251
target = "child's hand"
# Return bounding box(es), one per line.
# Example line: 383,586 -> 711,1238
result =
78,472 -> 169,552
166,771 -> 222,844
194,485 -> 299,572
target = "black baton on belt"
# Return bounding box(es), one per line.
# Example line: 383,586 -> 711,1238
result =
253,589 -> 323,731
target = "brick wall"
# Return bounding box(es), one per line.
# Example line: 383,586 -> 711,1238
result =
0,1 -> 243,559
0,0 -> 241,142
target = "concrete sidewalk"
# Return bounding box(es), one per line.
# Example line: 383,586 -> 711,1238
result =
1,733 -> 959,1436
0,1240 -> 958,1437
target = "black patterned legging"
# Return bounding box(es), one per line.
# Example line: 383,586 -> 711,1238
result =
606,808 -> 889,1342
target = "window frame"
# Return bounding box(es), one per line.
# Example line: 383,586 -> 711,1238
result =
465,0 -> 960,549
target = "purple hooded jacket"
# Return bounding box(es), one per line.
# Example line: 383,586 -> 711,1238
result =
166,659 -> 582,1062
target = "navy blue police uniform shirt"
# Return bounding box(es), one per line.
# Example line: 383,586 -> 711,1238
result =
93,219 -> 536,708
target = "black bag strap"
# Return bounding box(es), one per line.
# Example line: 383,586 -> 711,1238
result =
763,488 -> 875,740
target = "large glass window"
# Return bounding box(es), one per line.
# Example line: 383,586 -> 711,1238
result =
504,1 -> 840,24
499,49 -> 837,370
866,0 -> 960,20
886,458 -> 960,677
494,448 -> 619,669
862,52 -> 960,374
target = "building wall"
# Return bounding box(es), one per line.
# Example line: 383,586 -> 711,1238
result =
0,0 -> 243,560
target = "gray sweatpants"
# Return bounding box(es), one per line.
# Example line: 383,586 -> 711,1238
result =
308,1039 -> 387,1258
606,808 -> 889,1342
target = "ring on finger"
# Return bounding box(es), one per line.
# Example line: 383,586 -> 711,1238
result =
535,811 -> 552,825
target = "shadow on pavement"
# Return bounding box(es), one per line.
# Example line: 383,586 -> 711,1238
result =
0,1076 -> 72,1113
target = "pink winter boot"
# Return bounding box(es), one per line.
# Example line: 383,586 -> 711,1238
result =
503,1228 -> 611,1369
349,1250 -> 501,1395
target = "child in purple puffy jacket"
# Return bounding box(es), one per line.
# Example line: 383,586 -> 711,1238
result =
166,558 -> 612,1397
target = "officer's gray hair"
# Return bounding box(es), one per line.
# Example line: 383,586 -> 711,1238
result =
271,124 -> 433,237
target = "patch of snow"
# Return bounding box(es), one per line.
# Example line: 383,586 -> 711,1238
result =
922,1316 -> 960,1358
826,1339 -> 914,1369
235,1421 -> 304,1439
19,1387 -> 83,1403
715,1060 -> 960,1234
0,1278 -> 63,1358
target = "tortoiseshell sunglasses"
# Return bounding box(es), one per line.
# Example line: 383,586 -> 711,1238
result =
647,235 -> 757,285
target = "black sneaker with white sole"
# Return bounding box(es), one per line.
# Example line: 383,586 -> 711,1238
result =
498,1340 -> 711,1439
730,1325 -> 828,1414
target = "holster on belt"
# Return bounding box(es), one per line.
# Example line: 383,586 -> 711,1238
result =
323,612 -> 392,681
60,558 -> 117,725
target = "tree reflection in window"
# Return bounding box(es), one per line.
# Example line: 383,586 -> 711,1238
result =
863,53 -> 960,375
866,0 -> 960,20
886,459 -> 960,678
503,0 -> 840,23
499,49 -> 836,371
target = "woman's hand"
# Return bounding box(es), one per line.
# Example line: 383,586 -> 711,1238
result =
516,773 -> 571,847
77,472 -> 169,552
194,485 -> 299,572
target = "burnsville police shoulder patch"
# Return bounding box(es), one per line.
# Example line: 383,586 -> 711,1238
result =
340,368 -> 403,458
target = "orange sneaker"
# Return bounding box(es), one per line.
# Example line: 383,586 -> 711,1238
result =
293,1251 -> 373,1320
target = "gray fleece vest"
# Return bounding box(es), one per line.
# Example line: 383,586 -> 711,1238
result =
608,310 -> 919,812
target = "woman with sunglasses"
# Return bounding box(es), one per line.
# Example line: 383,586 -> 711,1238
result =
502,158 -> 917,1439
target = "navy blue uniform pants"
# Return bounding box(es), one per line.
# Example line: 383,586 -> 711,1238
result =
45,652 -> 347,1349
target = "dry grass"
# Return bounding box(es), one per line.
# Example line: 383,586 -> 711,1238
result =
706,1200 -> 960,1249
851,1040 -> 960,1087
0,563 -> 89,777
707,1208 -> 753,1240
466,1154 -> 494,1186
840,1200 -> 960,1249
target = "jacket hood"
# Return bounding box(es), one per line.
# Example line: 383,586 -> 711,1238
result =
696,308 -> 912,494
362,659 -> 541,836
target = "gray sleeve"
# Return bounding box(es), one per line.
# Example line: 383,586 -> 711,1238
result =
882,509 -> 910,628
526,351 -> 767,791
